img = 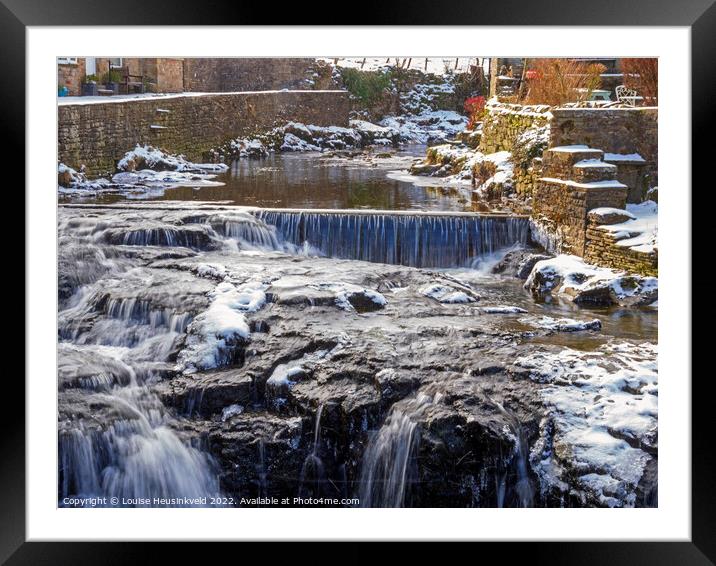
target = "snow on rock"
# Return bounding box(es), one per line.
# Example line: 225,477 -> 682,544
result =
520,315 -> 602,332
178,279 -> 267,373
117,145 -> 229,173
481,305 -> 528,314
380,110 -> 467,145
194,263 -> 228,280
525,254 -> 657,307
225,138 -> 270,159
58,163 -> 113,193
420,283 -> 477,304
604,152 -> 646,163
513,341 -> 657,507
309,282 -> 387,312
221,404 -> 244,422
111,170 -> 225,189
265,336 -> 351,404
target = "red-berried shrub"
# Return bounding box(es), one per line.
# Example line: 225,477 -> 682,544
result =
464,95 -> 486,129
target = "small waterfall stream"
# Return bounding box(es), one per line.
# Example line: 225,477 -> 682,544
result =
493,400 -> 535,508
358,391 -> 442,507
298,404 -> 326,497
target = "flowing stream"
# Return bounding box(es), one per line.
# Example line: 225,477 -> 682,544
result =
57,149 -> 657,508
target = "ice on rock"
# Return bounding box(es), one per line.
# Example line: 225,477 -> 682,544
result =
177,280 -> 267,373
420,284 -> 477,304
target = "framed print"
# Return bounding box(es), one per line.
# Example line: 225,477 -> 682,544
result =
5,0 -> 713,560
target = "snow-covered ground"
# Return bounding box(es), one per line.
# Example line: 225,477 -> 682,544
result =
514,341 -> 657,507
321,57 -> 488,76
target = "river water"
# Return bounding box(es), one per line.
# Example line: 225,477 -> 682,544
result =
57,148 -> 657,508
59,147 -> 493,212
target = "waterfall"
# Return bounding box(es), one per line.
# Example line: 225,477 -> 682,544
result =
358,391 -> 441,507
298,404 -> 326,498
58,238 -> 224,507
253,210 -> 529,268
59,387 -> 223,506
493,401 -> 535,508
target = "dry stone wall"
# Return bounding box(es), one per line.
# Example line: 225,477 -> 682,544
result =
584,214 -> 658,276
478,102 -> 551,154
58,90 -> 351,175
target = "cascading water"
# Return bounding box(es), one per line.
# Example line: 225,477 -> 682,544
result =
358,391 -> 442,507
493,400 -> 535,508
58,235 -> 225,507
253,210 -> 530,268
298,403 -> 326,497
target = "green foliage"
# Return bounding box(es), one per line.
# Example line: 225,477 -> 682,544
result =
340,68 -> 393,106
84,74 -> 99,83
101,69 -> 123,84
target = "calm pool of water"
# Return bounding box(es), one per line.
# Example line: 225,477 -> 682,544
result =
60,146 -> 495,212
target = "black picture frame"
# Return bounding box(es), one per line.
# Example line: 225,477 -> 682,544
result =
4,0 -> 710,561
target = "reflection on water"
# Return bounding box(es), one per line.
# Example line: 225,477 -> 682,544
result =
446,268 -> 658,344
60,146 -> 493,212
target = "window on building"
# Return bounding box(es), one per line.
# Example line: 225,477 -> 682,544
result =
108,58 -> 123,68
57,57 -> 78,65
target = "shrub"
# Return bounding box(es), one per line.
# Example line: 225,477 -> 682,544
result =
621,58 -> 658,105
340,68 -> 393,106
101,69 -> 123,84
522,59 -> 606,106
464,95 -> 486,129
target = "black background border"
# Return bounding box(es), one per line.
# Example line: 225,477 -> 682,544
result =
3,0 -> 710,561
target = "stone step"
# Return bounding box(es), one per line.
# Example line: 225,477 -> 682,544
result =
572,159 -> 617,182
542,145 -> 604,179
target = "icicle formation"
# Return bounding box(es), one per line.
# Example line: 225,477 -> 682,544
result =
255,210 -> 529,268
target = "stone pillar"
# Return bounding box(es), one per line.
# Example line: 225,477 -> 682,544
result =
533,146 -> 628,256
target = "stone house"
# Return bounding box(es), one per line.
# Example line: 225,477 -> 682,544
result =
58,57 -> 185,95
58,57 -> 326,97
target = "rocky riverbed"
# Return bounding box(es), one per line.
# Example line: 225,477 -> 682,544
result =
58,203 -> 657,508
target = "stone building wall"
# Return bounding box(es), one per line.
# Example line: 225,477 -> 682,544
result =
182,58 -> 320,92
549,107 -> 658,185
478,101 -> 551,154
58,59 -> 86,96
584,216 -> 658,276
58,90 -> 351,175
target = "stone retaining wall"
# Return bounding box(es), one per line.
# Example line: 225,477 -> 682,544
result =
58,90 -> 351,175
584,220 -> 658,276
550,107 -> 658,185
478,101 -> 551,154
532,146 -> 628,256
533,179 -> 628,256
